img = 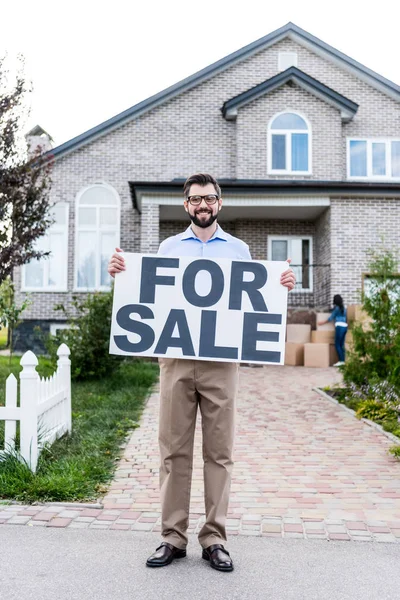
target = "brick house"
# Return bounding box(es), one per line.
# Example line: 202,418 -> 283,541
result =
15,22 -> 400,351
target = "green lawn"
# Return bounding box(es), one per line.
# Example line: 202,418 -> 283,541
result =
0,356 -> 158,503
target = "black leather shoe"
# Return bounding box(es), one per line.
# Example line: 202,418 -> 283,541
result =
146,542 -> 186,568
202,544 -> 234,572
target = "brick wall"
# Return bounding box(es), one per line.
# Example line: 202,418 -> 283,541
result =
330,197 -> 400,305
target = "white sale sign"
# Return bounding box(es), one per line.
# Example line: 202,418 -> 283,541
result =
109,253 -> 288,365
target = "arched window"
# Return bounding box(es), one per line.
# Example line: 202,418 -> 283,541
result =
268,112 -> 311,174
75,184 -> 120,290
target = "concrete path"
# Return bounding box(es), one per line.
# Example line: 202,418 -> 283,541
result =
1,365 -> 400,541
3,527 -> 400,600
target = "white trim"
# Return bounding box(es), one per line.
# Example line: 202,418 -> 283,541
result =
267,111 -> 312,175
50,323 -> 70,336
268,235 -> 313,292
347,137 -> 400,181
22,203 -> 69,292
74,183 -> 121,292
139,193 -> 329,210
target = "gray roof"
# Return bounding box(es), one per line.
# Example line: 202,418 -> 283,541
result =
222,67 -> 359,122
50,22 -> 400,159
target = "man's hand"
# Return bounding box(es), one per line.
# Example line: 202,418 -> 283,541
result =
280,258 -> 296,291
108,247 -> 126,278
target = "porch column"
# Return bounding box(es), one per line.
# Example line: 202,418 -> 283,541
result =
140,200 -> 160,254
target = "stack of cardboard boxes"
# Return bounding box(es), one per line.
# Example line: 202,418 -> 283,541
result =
304,313 -> 338,367
285,318 -> 338,367
284,304 -> 372,367
285,324 -> 311,366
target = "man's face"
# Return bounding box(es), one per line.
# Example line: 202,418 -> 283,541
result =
184,183 -> 222,229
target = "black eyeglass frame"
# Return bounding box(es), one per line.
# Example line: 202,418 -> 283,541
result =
186,194 -> 220,206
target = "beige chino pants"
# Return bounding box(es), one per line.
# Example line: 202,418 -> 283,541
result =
158,358 -> 239,549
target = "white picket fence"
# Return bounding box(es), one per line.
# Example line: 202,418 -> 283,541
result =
0,344 -> 71,472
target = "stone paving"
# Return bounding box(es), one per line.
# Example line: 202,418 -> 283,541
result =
1,365 -> 400,542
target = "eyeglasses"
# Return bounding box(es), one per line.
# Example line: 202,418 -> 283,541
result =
187,194 -> 219,206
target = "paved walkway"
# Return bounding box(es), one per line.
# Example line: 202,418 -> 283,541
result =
1,366 -> 400,542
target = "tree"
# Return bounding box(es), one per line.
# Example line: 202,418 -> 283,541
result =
0,54 -> 53,284
342,246 -> 400,391
0,276 -> 31,363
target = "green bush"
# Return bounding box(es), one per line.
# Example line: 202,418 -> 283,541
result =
355,399 -> 398,423
47,289 -> 122,381
389,446 -> 400,458
342,247 -> 400,392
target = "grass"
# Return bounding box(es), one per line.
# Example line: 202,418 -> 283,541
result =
0,356 -> 158,503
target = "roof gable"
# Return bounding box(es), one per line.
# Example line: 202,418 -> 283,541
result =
222,66 -> 359,122
50,22 -> 400,159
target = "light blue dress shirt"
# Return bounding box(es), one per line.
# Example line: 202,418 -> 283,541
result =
157,225 -> 252,260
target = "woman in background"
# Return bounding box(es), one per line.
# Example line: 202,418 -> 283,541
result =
318,295 -> 348,367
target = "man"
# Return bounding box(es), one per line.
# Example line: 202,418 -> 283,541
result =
108,173 -> 295,572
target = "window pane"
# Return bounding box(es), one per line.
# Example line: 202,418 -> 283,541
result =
372,143 -> 386,176
271,240 -> 288,261
271,113 -> 307,130
79,207 -> 97,226
80,186 -> 118,205
51,204 -> 67,225
25,259 -> 44,288
100,207 -> 117,226
24,236 -> 48,288
292,133 -> 308,171
77,232 -> 96,288
392,141 -> 400,177
100,233 -> 117,286
48,232 -> 65,288
350,140 -> 367,176
272,135 -> 286,169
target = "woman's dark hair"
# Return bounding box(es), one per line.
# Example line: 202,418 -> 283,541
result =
333,294 -> 345,315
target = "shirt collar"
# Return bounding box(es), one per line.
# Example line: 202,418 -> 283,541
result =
181,224 -> 228,242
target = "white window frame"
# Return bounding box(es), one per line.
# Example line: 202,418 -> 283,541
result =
347,137 -> 400,181
74,183 -> 121,292
22,203 -> 69,292
267,111 -> 312,176
50,323 -> 71,336
268,235 -> 313,292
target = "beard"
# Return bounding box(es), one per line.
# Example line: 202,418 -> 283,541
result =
189,208 -> 218,229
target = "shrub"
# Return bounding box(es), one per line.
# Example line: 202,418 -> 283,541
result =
47,289 -> 122,381
389,446 -> 400,458
342,247 -> 400,392
355,399 -> 397,423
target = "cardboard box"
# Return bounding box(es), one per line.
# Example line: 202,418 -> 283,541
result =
284,342 -> 304,366
347,304 -> 373,330
286,324 -> 311,343
304,343 -> 330,367
316,313 -> 335,331
311,330 -> 335,344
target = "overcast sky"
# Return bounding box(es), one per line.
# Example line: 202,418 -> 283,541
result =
2,0 -> 399,148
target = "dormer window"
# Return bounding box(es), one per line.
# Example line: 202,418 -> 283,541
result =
268,112 -> 311,175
